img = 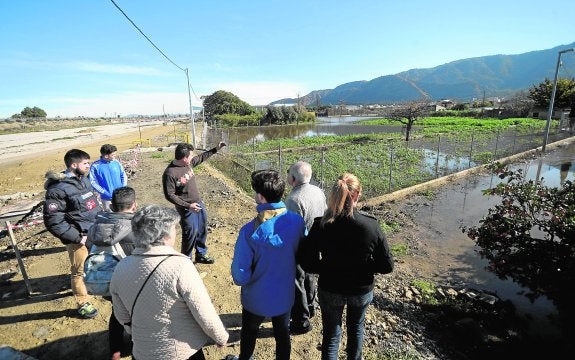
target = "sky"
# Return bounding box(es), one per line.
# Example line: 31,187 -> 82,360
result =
1,0 -> 575,119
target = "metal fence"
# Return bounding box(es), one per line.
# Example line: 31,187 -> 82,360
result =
207,122 -> 572,199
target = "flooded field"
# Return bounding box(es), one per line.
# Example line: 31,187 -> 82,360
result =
401,139 -> 575,337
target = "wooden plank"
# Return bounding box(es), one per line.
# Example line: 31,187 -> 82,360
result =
5,221 -> 33,297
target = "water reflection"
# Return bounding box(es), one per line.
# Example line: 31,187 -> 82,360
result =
414,140 -> 575,335
206,116 -> 401,147
560,162 -> 572,184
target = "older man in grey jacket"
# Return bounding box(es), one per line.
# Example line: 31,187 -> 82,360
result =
286,161 -> 327,334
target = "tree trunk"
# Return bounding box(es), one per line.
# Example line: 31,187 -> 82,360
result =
405,122 -> 413,141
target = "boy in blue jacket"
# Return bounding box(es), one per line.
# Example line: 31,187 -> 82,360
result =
230,170 -> 306,360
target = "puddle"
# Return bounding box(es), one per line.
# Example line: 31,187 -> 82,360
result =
403,140 -> 575,337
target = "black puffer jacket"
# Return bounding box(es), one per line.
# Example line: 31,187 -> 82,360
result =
87,211 -> 135,255
43,171 -> 102,245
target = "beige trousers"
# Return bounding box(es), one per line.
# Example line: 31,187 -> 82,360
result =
66,243 -> 90,307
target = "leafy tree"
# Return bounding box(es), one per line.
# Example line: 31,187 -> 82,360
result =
385,100 -> 430,141
465,162 -> 575,331
11,106 -> 47,118
528,78 -> 575,109
451,103 -> 468,111
262,105 -> 315,125
203,90 -> 255,120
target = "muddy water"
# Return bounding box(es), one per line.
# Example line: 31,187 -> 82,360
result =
409,139 -> 575,336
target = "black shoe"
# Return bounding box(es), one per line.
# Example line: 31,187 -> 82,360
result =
290,322 -> 312,335
309,306 -> 316,318
195,254 -> 215,264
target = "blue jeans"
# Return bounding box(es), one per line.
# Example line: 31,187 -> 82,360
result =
240,308 -> 291,360
177,202 -> 208,257
318,289 -> 373,360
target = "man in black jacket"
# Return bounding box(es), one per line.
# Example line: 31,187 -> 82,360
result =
44,148 -> 102,319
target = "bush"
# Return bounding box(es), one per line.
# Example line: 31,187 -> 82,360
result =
213,113 -> 263,127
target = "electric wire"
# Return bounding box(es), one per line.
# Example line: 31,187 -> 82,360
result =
109,0 -> 185,72
109,0 -> 204,120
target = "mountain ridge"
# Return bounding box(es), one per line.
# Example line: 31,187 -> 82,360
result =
270,42 -> 575,106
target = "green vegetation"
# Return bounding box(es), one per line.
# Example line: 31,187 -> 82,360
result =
150,152 -> 168,159
360,116 -> 546,134
213,115 -> 557,199
390,243 -> 408,257
529,78 -> 575,108
381,220 -> 402,235
11,106 -> 47,118
411,279 -> 438,305
466,163 -> 575,330
213,113 -> 263,127
203,90 -> 255,119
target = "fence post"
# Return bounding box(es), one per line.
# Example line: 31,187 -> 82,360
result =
493,129 -> 500,160
511,128 -> 517,154
320,147 -> 326,190
389,147 -> 394,193
278,143 -> 283,174
252,138 -> 256,171
468,132 -> 474,168
435,135 -> 441,178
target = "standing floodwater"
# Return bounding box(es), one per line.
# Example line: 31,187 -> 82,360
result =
402,140 -> 575,337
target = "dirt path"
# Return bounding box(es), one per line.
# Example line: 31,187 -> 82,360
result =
0,126 -> 333,359
1,127 -> 571,359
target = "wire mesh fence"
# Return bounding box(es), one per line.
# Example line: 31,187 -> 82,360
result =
207,121 -> 572,199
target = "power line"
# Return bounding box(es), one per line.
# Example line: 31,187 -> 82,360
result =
109,0 -> 198,146
109,0 -> 185,72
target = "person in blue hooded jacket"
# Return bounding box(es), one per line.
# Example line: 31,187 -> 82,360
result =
229,170 -> 306,360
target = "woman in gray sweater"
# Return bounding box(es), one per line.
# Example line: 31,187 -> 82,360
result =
110,205 -> 229,360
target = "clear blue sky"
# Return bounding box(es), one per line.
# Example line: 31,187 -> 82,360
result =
1,0 -> 574,118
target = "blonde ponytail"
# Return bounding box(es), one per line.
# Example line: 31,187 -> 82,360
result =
322,173 -> 362,224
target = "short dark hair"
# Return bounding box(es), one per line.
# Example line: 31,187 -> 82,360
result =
111,186 -> 136,212
64,149 -> 90,168
100,144 -> 117,156
251,170 -> 285,203
175,143 -> 194,160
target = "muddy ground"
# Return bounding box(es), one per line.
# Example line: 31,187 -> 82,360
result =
0,125 -> 571,359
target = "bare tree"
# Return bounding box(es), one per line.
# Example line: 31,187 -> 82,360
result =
386,100 -> 430,141
503,90 -> 534,118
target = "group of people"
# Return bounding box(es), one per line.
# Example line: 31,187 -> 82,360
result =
43,142 -> 394,360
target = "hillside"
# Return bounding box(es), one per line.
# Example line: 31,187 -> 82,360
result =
271,42 -> 575,105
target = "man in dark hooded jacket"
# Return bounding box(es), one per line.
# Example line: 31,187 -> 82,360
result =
88,186 -> 136,360
44,148 -> 102,319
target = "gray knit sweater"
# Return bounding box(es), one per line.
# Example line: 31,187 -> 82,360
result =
285,183 -> 327,231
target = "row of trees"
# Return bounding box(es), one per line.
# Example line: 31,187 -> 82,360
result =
203,90 -> 315,126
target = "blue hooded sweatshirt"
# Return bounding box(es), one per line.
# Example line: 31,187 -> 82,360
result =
231,201 -> 305,317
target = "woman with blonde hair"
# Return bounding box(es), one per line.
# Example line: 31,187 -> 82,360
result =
298,173 -> 394,360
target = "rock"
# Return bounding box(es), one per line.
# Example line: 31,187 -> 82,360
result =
477,293 -> 498,305
445,288 -> 458,297
32,326 -> 50,339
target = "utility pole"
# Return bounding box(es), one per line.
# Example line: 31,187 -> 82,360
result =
185,68 -> 196,148
542,48 -> 574,153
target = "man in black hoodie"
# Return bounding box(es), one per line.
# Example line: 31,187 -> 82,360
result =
44,148 -> 102,319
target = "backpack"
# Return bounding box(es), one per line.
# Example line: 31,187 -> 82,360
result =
84,243 -> 126,296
